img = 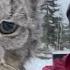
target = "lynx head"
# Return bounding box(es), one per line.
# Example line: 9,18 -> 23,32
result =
0,0 -> 44,50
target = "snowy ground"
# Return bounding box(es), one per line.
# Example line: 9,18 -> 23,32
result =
24,57 -> 53,70
24,50 -> 70,70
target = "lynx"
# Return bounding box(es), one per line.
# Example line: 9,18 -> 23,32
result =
0,0 -> 45,70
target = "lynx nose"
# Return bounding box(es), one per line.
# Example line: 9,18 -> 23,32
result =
0,21 -> 18,34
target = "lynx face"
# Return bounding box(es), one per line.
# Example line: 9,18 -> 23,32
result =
0,0 -> 30,50
0,0 -> 44,70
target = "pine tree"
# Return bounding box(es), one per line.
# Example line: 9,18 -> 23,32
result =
42,0 -> 62,50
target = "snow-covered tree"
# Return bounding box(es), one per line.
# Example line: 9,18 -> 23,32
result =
42,0 -> 63,50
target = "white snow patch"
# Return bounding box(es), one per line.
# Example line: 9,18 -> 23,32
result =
52,50 -> 70,54
24,57 -> 53,70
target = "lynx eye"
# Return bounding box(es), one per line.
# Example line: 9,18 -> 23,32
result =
0,21 -> 18,34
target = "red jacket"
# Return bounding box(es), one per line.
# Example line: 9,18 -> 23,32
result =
42,54 -> 70,70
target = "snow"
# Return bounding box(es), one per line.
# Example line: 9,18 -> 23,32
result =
57,0 -> 70,25
52,50 -> 70,54
24,50 -> 70,70
24,57 -> 53,70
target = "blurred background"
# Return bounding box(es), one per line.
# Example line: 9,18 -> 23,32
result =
41,0 -> 70,52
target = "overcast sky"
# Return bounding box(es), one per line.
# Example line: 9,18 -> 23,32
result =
57,0 -> 70,25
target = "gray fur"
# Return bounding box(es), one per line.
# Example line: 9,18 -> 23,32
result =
0,0 -> 45,70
